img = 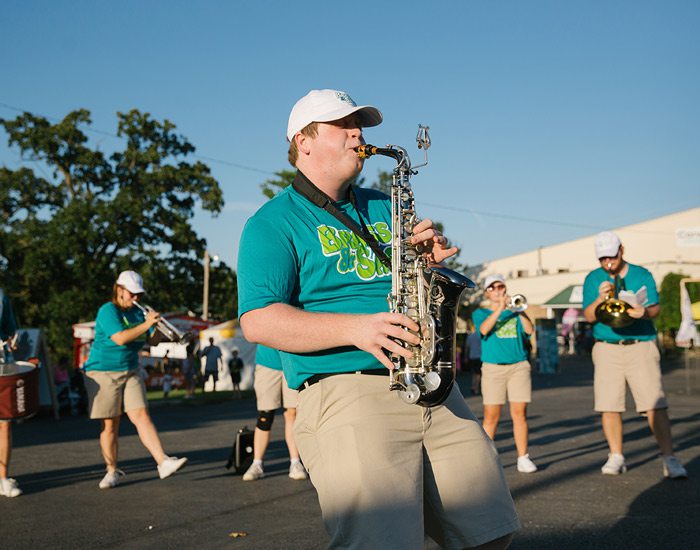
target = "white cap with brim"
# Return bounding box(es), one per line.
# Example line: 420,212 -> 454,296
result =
594,231 -> 622,259
116,270 -> 145,294
287,89 -> 383,142
483,274 -> 506,289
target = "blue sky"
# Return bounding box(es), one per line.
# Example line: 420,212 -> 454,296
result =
2,1 -> 698,271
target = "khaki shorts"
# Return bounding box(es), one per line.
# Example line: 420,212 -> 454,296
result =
592,340 -> 668,413
481,361 -> 532,405
84,370 -> 148,419
294,374 -> 519,549
254,365 -> 298,411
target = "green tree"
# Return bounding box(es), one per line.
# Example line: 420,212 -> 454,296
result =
369,169 -> 392,196
0,108 -> 229,358
260,171 -> 365,198
656,272 -> 700,334
261,170 -> 296,199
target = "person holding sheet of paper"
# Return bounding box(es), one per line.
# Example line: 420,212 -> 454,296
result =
583,232 -> 687,479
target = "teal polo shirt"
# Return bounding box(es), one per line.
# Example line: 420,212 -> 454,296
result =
582,262 -> 658,342
238,184 -> 392,389
472,308 -> 529,364
84,302 -> 147,372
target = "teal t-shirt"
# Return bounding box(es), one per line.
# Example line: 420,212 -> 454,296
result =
256,344 -> 282,371
472,308 -> 529,364
238,183 -> 392,389
84,302 -> 147,372
582,262 -> 658,342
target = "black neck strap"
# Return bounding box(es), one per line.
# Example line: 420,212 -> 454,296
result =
291,171 -> 391,269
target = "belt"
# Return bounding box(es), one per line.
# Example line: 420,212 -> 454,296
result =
595,339 -> 642,346
299,369 -> 389,392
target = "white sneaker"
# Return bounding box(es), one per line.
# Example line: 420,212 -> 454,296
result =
99,469 -> 125,489
289,461 -> 308,481
663,456 -> 688,479
242,462 -> 265,481
516,454 -> 538,473
158,456 -> 188,479
0,477 -> 22,497
601,453 -> 627,475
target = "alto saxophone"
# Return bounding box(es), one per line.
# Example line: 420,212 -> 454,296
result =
356,126 -> 475,406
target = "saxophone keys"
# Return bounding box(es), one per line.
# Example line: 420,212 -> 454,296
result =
399,384 -> 421,405
423,371 -> 442,392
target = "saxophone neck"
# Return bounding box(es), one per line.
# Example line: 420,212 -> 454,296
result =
355,145 -> 409,170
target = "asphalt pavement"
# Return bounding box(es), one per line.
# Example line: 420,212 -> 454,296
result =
2,351 -> 699,549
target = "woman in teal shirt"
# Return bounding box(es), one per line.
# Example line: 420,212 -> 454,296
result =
473,274 -> 538,474
84,270 -> 187,489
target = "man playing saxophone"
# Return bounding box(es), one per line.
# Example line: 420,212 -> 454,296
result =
238,89 -> 519,549
583,232 -> 687,478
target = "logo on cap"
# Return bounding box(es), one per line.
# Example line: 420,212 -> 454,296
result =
335,91 -> 356,106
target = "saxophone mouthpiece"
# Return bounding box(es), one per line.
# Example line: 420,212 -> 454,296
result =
355,145 -> 376,159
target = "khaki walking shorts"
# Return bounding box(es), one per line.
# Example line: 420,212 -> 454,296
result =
481,360 -> 532,405
592,340 -> 668,413
84,369 -> 148,419
254,364 -> 298,411
294,374 -> 520,549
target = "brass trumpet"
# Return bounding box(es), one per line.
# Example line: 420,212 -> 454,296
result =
132,301 -> 193,345
594,263 -> 635,328
507,294 -> 528,313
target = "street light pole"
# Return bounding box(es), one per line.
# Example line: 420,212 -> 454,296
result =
202,250 -> 219,321
203,251 -> 210,320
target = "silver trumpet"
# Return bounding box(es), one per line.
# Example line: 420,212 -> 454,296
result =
507,294 -> 528,313
132,301 -> 193,345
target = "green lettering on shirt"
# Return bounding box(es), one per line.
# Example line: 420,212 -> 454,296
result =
316,222 -> 391,281
495,317 -> 518,339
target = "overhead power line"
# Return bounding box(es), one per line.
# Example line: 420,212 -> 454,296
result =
0,101 -> 277,176
421,202 -> 606,231
1,101 -> 696,235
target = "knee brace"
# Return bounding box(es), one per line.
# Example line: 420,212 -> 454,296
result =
256,410 -> 276,431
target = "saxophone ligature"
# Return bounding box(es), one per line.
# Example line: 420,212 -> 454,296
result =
356,126 -> 476,406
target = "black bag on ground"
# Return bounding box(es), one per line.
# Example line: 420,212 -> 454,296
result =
225,426 -> 254,474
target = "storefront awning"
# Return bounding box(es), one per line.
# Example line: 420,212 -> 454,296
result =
542,285 -> 583,309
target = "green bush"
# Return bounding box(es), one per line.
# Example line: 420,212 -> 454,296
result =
656,272 -> 700,333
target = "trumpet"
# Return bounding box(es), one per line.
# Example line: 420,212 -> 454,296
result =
594,263 -> 634,328
132,301 -> 193,345
507,294 -> 528,313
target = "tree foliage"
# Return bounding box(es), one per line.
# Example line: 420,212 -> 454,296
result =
260,170 -> 365,198
0,108 -> 234,359
656,272 -> 700,334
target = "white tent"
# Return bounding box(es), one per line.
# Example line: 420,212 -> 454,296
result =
198,320 -> 256,392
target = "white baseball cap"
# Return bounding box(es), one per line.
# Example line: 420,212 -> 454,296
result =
483,274 -> 506,290
116,270 -> 145,294
286,89 -> 383,142
594,231 -> 622,259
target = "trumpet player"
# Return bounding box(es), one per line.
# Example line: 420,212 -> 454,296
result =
83,270 -> 188,489
473,274 -> 537,474
583,232 -> 687,478
238,89 -> 518,549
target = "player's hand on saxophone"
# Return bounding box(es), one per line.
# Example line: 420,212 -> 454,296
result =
410,218 -> 459,265
347,313 -> 420,371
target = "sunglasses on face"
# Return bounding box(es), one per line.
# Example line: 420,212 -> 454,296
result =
487,284 -> 506,292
